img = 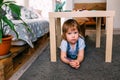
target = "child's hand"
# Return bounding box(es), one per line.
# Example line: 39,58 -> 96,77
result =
69,60 -> 76,68
69,60 -> 80,69
74,60 -> 80,69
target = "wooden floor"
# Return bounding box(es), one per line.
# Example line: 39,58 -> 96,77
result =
0,33 -> 49,80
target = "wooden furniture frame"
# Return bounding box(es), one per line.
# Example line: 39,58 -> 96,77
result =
49,11 -> 115,62
74,3 -> 106,36
0,34 -> 49,80
74,3 -> 106,10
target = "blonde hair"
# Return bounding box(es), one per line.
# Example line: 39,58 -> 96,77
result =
62,19 -> 82,40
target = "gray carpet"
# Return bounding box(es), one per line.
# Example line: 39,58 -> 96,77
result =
19,34 -> 120,80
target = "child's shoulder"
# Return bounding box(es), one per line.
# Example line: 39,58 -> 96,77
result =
78,37 -> 85,44
78,36 -> 85,41
60,39 -> 68,49
61,39 -> 68,44
62,39 -> 67,42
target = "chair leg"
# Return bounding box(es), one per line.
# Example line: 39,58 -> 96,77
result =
79,23 -> 86,37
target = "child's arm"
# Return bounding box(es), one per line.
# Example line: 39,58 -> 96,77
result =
68,49 -> 84,69
76,49 -> 85,64
60,51 -> 79,68
60,51 -> 72,64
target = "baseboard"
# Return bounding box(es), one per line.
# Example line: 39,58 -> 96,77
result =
113,28 -> 120,34
86,28 -> 120,35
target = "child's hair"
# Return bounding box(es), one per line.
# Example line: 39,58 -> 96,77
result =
62,19 -> 82,40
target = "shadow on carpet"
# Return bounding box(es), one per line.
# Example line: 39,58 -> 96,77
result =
19,34 -> 120,80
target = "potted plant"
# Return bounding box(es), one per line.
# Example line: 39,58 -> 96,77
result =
0,0 -> 31,57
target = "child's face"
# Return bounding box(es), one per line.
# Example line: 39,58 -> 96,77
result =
65,27 -> 79,44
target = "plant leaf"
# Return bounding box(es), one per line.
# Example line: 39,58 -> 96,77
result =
9,3 -> 21,19
0,1 -> 15,7
0,19 -> 3,43
0,0 -> 3,5
2,16 -> 18,38
0,28 -> 2,43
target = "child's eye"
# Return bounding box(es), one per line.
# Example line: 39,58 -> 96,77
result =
74,32 -> 78,34
68,33 -> 71,35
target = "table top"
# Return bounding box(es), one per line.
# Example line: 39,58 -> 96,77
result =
49,11 -> 115,18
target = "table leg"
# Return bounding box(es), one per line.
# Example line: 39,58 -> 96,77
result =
49,17 -> 57,62
96,17 -> 101,48
105,17 -> 113,62
56,18 -> 61,47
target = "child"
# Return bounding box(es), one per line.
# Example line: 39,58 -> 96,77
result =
59,19 -> 85,69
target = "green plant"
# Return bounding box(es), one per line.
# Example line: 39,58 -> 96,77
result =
0,0 -> 31,43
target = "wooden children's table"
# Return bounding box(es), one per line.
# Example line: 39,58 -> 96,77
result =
49,11 -> 115,62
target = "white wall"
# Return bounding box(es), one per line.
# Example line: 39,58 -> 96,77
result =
64,0 -> 73,10
15,0 -> 24,5
29,0 -> 53,18
14,0 -> 119,29
4,0 -> 14,1
15,0 -> 27,7
107,0 -> 120,29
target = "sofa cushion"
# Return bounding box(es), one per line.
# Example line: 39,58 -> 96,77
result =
20,6 -> 32,19
4,5 -> 41,20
